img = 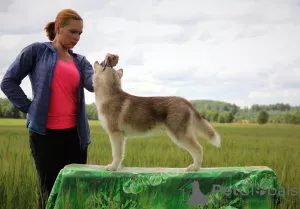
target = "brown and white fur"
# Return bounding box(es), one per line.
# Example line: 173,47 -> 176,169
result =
92,61 -> 221,172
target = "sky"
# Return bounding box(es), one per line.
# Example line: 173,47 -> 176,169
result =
1,0 -> 300,108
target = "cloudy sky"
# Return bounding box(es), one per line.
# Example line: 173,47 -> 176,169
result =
1,0 -> 300,108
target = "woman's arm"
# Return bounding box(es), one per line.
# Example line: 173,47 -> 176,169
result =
0,43 -> 37,113
81,57 -> 95,92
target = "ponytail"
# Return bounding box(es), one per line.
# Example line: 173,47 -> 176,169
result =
44,21 -> 56,41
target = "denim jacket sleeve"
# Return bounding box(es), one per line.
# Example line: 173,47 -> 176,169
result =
0,43 -> 37,113
81,56 -> 95,92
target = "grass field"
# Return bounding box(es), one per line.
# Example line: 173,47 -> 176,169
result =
0,118 -> 299,209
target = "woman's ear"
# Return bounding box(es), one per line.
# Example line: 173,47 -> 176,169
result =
55,22 -> 60,34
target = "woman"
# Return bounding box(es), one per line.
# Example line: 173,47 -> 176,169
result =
0,8 -> 118,208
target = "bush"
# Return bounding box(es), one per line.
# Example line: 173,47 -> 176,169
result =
257,110 -> 269,124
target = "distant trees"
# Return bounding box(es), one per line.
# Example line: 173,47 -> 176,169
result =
192,100 -> 300,124
0,98 -> 26,119
198,110 -> 234,123
257,110 -> 269,124
0,97 -> 299,124
251,103 -> 291,112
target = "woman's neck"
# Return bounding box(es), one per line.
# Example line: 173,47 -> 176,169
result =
52,39 -> 68,54
51,38 -> 73,61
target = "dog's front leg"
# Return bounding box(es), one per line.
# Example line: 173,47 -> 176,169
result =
104,131 -> 125,171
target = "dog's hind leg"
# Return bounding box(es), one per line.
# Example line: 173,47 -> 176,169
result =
104,131 -> 126,171
167,127 -> 203,172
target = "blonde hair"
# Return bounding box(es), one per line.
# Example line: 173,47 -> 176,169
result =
44,9 -> 82,41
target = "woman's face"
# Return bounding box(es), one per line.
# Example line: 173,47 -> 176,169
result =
56,19 -> 83,49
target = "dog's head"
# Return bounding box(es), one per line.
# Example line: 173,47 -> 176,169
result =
93,61 -> 123,92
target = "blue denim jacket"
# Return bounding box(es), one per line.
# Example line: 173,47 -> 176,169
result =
0,41 -> 96,149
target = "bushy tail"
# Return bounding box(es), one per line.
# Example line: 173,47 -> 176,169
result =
192,110 -> 221,148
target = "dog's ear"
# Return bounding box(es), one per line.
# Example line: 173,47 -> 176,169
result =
93,61 -> 101,72
117,68 -> 123,79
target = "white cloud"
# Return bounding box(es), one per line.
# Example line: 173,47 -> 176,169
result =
249,90 -> 298,98
248,89 -> 299,106
1,0 -> 300,109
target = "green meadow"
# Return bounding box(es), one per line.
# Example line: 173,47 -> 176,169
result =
0,118 -> 299,209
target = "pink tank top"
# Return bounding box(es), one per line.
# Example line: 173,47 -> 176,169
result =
46,58 -> 80,129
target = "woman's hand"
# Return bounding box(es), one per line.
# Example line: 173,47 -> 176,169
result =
104,53 -> 119,67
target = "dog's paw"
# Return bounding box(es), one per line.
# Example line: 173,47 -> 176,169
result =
186,164 -> 201,172
104,164 -> 118,171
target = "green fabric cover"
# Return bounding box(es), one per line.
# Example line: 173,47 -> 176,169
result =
46,164 -> 284,209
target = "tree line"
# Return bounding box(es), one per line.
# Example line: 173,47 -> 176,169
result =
190,100 -> 300,124
0,98 -> 299,124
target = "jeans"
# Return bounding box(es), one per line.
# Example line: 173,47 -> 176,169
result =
29,126 -> 88,209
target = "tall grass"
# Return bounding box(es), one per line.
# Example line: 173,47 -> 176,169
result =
0,119 -> 299,208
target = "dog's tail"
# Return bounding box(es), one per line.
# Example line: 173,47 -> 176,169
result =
192,108 -> 221,148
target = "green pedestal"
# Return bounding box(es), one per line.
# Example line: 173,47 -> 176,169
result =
46,164 -> 284,209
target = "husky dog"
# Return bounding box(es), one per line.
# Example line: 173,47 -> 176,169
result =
92,61 -> 221,172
